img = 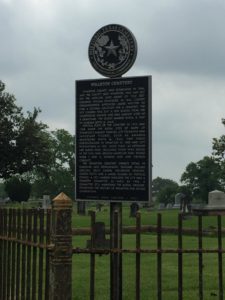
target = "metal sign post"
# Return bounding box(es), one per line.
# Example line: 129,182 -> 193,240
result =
110,202 -> 122,300
76,24 -> 152,299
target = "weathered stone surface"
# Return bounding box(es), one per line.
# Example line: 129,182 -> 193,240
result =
50,192 -> 72,300
208,190 -> 225,207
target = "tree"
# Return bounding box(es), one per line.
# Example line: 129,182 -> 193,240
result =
0,81 -> 23,178
157,184 -> 179,205
0,81 -> 52,179
212,118 -> 225,189
152,177 -> 179,204
181,156 -> 222,203
31,129 -> 75,199
0,182 -> 7,199
152,177 -> 179,196
4,177 -> 31,202
51,129 -> 75,175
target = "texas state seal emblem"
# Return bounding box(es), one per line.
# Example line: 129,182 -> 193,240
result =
88,24 -> 137,78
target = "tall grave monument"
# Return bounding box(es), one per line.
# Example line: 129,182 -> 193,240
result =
76,24 -> 152,300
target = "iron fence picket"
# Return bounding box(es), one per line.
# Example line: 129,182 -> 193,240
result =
38,209 -> 44,300
21,209 -> 27,300
45,209 -> 51,300
15,209 -> 21,300
6,209 -> 12,300
2,209 -> 7,300
198,215 -> 203,300
10,209 -> 16,300
32,209 -> 38,300
136,212 -> 141,300
90,211 -> 96,300
0,209 -> 3,299
217,215 -> 223,300
157,213 -> 162,300
26,209 -> 32,300
178,213 -> 183,300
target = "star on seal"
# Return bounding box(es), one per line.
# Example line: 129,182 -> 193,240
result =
105,40 -> 119,57
88,24 -> 137,78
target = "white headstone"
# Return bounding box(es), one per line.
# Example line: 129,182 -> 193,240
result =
42,195 -> 50,211
208,190 -> 225,207
166,203 -> 173,209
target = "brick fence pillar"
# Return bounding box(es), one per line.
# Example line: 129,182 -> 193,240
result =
49,192 -> 73,300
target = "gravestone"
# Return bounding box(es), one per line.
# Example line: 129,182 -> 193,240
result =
158,203 -> 165,210
42,195 -> 51,212
86,222 -> 110,249
130,202 -> 139,217
208,190 -> 225,207
166,203 -> 173,209
174,193 -> 182,209
77,201 -> 86,215
192,190 -> 225,216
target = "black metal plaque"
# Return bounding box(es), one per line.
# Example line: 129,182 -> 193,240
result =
76,76 -> 151,202
88,24 -> 137,78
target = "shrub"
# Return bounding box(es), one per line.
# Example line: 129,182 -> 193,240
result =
4,177 -> 31,202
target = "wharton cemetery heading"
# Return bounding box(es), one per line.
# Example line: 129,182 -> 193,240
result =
76,76 -> 152,202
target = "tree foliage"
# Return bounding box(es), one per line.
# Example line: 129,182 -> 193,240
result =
181,156 -> 222,202
4,177 -> 31,202
212,118 -> 225,189
51,129 -> 75,175
152,177 -> 179,204
212,118 -> 225,161
0,183 -> 7,199
0,81 -> 52,179
32,129 -> 75,199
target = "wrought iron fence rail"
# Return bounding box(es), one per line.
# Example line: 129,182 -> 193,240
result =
72,247 -> 225,254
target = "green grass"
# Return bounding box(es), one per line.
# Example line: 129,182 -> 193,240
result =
72,234 -> 223,300
3,203 -> 224,299
72,207 -> 224,300
72,205 -> 224,231
4,201 -> 224,231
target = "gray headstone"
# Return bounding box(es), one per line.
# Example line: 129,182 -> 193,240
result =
42,195 -> 51,212
166,203 -> 173,209
175,193 -> 182,205
158,203 -> 165,210
130,203 -> 139,217
86,222 -> 110,249
208,190 -> 225,207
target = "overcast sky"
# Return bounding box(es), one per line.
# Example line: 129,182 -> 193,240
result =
1,0 -> 224,183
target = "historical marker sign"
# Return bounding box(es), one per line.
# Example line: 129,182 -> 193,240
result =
76,76 -> 151,202
88,24 -> 137,78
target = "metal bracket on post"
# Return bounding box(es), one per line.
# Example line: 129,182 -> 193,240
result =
110,202 -> 122,300
49,192 -> 73,300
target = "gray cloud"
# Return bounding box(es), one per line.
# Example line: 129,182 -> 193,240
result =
137,1 -> 225,76
0,0 -> 224,182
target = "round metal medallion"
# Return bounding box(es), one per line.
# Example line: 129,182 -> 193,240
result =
88,24 -> 137,78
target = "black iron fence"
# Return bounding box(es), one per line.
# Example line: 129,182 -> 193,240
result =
0,194 -> 224,300
0,208 -> 51,300
73,212 -> 224,300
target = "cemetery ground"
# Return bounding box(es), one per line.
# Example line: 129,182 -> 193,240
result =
71,206 -> 223,300
3,203 -> 224,299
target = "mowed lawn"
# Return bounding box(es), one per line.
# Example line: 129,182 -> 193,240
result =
72,203 -> 225,231
72,206 -> 225,300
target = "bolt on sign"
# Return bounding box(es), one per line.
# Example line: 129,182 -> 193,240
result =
76,24 -> 152,202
